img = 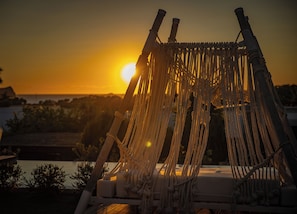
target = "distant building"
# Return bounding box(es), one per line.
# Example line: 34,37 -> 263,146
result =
285,106 -> 297,127
0,86 -> 16,99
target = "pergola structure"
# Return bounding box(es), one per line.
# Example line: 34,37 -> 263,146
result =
75,8 -> 297,214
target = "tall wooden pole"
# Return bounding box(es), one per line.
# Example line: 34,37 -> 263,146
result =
168,18 -> 180,43
235,7 -> 297,187
74,9 -> 166,214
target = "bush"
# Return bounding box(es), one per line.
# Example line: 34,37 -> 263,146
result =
71,162 -> 108,191
25,163 -> 66,192
72,142 -> 101,161
70,162 -> 94,191
80,112 -> 113,147
0,163 -> 23,191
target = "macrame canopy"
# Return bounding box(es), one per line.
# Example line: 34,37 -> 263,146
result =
76,8 -> 297,214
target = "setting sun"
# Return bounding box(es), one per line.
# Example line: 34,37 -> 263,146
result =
121,63 -> 136,84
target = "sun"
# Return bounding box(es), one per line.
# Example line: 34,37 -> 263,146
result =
121,63 -> 136,84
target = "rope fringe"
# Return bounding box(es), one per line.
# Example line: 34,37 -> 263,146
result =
104,42 -> 293,211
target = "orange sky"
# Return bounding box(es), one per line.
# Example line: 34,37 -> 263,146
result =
0,0 -> 296,94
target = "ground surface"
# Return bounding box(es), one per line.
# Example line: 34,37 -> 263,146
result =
0,189 -> 79,214
0,189 -> 145,214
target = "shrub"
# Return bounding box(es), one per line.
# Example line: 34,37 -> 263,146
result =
0,163 -> 23,191
70,162 -> 94,191
72,142 -> 100,161
80,112 -> 113,147
25,163 -> 66,192
70,162 -> 108,191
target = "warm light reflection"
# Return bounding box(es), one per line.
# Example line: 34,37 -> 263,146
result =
145,140 -> 152,148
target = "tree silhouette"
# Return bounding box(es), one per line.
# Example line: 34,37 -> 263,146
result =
0,67 -> 3,83
275,84 -> 297,106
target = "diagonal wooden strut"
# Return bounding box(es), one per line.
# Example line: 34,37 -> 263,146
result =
235,7 -> 297,187
74,9 -> 167,214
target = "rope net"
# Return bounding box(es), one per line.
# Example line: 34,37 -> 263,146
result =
105,42 -> 293,211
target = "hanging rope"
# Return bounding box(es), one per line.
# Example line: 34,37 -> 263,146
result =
103,41 -> 293,212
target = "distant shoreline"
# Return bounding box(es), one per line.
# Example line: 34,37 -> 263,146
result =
17,93 -> 124,96
17,93 -> 124,104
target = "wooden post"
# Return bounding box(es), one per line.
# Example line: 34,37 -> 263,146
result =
168,18 -> 180,43
74,9 -> 166,214
235,7 -> 297,187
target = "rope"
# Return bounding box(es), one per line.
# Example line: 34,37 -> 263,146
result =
235,143 -> 284,189
105,41 -> 292,211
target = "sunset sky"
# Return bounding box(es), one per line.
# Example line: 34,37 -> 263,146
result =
0,0 -> 296,95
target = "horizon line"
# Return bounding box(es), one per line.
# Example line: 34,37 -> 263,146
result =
17,93 -> 125,95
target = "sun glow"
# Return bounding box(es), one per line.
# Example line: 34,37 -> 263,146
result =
121,62 -> 136,84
